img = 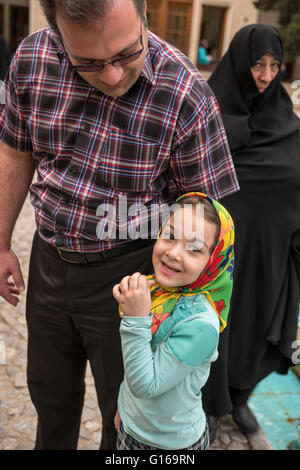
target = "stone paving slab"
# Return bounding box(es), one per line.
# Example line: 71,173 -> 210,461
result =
0,196 -> 272,450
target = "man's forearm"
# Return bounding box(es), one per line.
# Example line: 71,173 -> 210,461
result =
0,142 -> 34,250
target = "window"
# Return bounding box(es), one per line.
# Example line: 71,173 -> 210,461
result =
147,0 -> 192,55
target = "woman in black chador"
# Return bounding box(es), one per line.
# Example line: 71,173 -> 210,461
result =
202,24 -> 300,438
0,36 -> 11,80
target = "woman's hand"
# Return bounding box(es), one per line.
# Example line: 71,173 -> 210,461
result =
112,272 -> 155,317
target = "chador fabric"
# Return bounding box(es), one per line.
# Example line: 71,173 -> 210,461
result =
202,24 -> 300,416
0,36 -> 11,80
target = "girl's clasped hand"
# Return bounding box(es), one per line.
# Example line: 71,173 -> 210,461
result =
112,273 -> 155,318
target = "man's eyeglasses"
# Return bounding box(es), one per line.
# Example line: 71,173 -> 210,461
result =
67,24 -> 144,73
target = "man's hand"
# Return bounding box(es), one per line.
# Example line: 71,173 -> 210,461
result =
112,272 -> 155,317
0,142 -> 33,307
0,249 -> 25,306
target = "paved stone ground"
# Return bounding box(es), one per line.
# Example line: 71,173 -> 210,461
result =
0,195 -> 273,451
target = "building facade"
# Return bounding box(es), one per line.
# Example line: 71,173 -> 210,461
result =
0,0 -> 261,59
0,0 -> 298,79
147,0 -> 259,65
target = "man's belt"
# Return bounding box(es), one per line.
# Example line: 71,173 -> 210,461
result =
55,238 -> 154,264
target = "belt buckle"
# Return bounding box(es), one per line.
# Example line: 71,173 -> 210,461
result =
57,247 -> 83,264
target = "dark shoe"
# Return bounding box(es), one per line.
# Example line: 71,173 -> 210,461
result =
206,415 -> 218,443
233,403 -> 259,434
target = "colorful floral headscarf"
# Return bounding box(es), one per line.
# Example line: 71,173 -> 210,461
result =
119,193 -> 234,333
147,192 -> 235,334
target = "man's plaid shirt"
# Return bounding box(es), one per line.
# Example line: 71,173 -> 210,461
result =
0,28 -> 239,252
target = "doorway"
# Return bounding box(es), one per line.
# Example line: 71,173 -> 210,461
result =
199,4 -> 228,62
10,5 -> 29,53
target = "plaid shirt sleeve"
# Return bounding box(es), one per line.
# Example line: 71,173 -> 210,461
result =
0,54 -> 32,152
170,87 -> 238,201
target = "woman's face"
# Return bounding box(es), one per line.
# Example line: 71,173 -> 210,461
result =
250,53 -> 280,93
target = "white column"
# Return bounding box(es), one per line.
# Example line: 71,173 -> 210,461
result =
29,0 -> 47,34
188,0 -> 202,65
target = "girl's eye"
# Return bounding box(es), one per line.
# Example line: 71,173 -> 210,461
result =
162,231 -> 174,240
185,243 -> 202,253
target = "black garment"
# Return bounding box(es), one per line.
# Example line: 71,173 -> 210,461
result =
0,36 -> 11,81
202,24 -> 300,416
26,232 -> 154,449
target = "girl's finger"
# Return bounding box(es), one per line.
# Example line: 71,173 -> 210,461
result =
147,279 -> 156,288
112,284 -> 122,301
139,275 -> 148,290
119,276 -> 131,293
129,272 -> 141,290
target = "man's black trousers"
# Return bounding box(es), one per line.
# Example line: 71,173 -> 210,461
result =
26,232 -> 154,450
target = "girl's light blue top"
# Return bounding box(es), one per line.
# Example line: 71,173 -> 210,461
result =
117,294 -> 220,450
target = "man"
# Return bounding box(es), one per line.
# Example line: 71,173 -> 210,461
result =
0,0 -> 239,450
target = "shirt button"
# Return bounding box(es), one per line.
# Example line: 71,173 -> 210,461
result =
69,165 -> 78,175
82,124 -> 90,132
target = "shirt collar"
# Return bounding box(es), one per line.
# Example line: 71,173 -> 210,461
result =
51,30 -> 65,64
140,46 -> 157,86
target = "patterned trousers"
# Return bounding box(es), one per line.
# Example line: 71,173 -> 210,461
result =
117,420 -> 210,450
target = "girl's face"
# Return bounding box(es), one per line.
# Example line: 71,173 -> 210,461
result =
250,52 -> 280,93
152,206 -> 218,288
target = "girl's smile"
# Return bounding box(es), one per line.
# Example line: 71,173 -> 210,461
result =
160,260 -> 181,275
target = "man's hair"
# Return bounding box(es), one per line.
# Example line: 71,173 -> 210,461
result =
39,0 -> 147,33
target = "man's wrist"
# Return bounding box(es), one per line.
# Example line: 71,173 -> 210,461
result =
0,242 -> 11,252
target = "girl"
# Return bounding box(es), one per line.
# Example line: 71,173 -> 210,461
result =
112,192 -> 234,450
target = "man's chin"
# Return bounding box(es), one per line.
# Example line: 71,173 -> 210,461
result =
94,78 -> 135,98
